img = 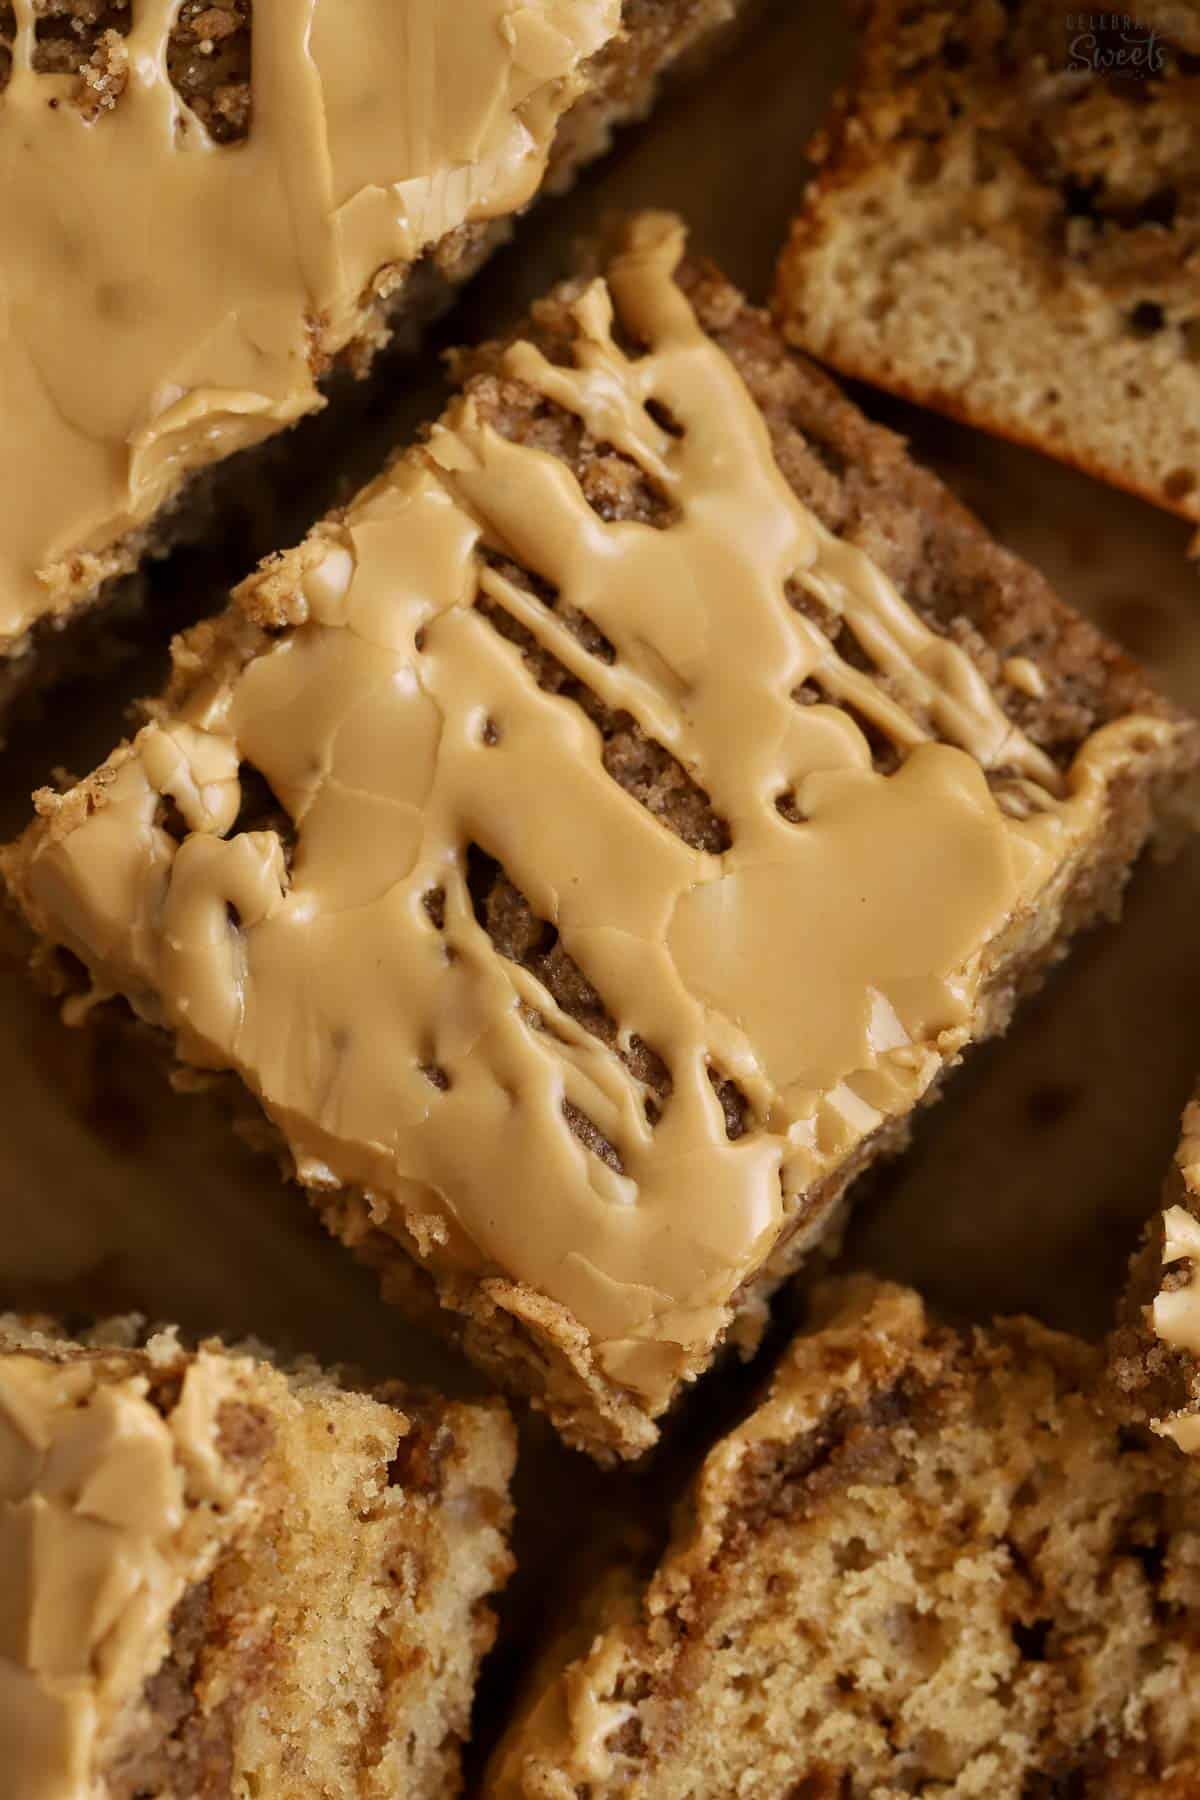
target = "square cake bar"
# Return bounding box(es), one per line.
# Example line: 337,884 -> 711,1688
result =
4,213 -> 1195,1460
0,1315 -> 515,1799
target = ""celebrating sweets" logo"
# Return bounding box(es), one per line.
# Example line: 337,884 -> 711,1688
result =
1065,13 -> 1168,74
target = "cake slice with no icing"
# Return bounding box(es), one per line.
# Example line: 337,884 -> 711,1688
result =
774,0 -> 1200,530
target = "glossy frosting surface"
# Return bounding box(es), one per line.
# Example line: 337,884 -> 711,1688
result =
23,218 -> 1171,1404
0,0 -> 618,642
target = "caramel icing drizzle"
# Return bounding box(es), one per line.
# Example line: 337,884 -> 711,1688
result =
0,1344 -> 245,1800
22,217 -> 1174,1406
0,0 -> 619,645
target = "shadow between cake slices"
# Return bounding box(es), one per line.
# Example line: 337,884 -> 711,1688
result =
0,0 -> 747,724
2,212 -> 1196,1465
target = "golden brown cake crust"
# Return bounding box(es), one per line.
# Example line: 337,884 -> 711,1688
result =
488,1278 -> 1200,1798
774,0 -> 1200,528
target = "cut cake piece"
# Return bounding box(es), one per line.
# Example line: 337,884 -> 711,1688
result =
0,1313 -> 515,1800
487,1277 -> 1200,1798
0,0 -> 740,712
3,212 -> 1196,1462
774,0 -> 1200,530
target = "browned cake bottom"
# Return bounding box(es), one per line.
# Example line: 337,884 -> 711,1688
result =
488,1278 -> 1200,1798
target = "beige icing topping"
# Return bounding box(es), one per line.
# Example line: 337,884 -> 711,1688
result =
545,1634 -> 636,1789
1153,1204 -> 1200,1357
489,1557 -> 650,1795
22,216 -> 1176,1407
1151,1200 -> 1200,1453
489,1613 -> 641,1794
0,1345 -> 244,1800
0,0 -> 619,645
1002,656 -> 1047,700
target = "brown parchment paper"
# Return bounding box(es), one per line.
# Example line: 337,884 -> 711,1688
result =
2,5 -> 1199,1779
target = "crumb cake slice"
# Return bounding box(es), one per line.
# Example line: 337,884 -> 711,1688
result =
487,1278 -> 1200,1798
4,213 -> 1196,1462
1111,1082 -> 1200,1454
0,1315 -> 515,1800
774,0 -> 1200,529
0,0 -> 739,709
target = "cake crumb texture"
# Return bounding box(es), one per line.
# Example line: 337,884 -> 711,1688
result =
165,0 -> 251,143
489,1278 -> 1200,1797
775,0 -> 1200,526
0,1314 -> 515,1799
